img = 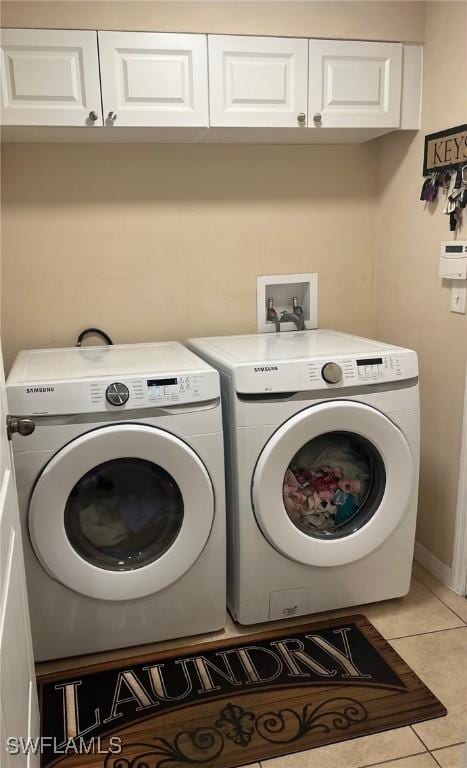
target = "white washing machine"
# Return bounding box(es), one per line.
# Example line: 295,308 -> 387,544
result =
189,330 -> 419,625
7,342 -> 226,660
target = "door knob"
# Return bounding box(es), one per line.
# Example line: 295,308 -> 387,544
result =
297,112 -> 306,124
88,111 -> 99,122
313,112 -> 322,124
6,416 -> 35,440
107,111 -> 117,122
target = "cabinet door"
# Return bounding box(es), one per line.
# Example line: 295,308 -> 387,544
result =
308,40 -> 402,128
208,35 -> 308,128
0,29 -> 102,126
98,32 -> 208,127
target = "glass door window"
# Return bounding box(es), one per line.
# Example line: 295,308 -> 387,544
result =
283,431 -> 385,539
64,458 -> 184,571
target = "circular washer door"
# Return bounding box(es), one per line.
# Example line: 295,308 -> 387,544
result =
30,424 -> 214,600
252,401 -> 414,567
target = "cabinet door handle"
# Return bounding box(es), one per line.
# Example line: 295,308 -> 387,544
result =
313,112 -> 322,124
88,111 -> 99,122
297,112 -> 306,124
107,111 -> 117,122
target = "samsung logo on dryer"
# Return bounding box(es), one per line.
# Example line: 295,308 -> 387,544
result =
26,387 -> 55,394
253,366 -> 279,373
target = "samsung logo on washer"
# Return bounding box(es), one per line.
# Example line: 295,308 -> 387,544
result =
253,366 -> 279,373
26,387 -> 55,394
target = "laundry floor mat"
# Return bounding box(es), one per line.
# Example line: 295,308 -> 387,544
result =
37,614 -> 446,768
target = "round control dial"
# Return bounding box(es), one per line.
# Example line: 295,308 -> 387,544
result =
105,382 -> 129,406
321,362 -> 343,384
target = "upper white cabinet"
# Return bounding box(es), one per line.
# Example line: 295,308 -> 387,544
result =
97,32 -> 209,127
0,29 -> 421,139
0,29 -> 102,126
308,40 -> 402,129
208,35 -> 308,128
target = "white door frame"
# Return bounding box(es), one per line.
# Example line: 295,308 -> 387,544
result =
452,363 -> 467,595
0,338 -> 40,767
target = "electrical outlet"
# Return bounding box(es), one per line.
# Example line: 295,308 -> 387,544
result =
450,284 -> 467,314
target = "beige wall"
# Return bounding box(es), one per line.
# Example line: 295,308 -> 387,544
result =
374,1 -> 467,567
1,142 -> 378,369
0,1 -> 425,41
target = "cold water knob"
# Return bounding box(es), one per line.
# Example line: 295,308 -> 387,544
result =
321,362 -> 343,384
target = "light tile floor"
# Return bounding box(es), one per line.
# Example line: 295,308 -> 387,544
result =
36,563 -> 467,768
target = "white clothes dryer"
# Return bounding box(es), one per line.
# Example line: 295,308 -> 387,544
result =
189,330 -> 419,625
7,342 -> 226,660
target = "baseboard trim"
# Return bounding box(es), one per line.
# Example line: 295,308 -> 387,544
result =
452,367 -> 467,595
414,540 -> 453,588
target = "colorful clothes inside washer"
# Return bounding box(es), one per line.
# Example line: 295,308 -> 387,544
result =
283,432 -> 371,535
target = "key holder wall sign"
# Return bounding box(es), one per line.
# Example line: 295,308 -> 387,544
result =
423,124 -> 467,175
421,124 -> 467,232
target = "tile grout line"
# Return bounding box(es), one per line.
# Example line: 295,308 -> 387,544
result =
412,573 -> 467,625
430,740 -> 467,764
432,740 -> 467,749
410,724 -> 432,753
335,747 -> 428,768
387,623 -> 467,642
352,747 -> 428,768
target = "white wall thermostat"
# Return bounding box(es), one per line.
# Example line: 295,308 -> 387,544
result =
439,241 -> 467,280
